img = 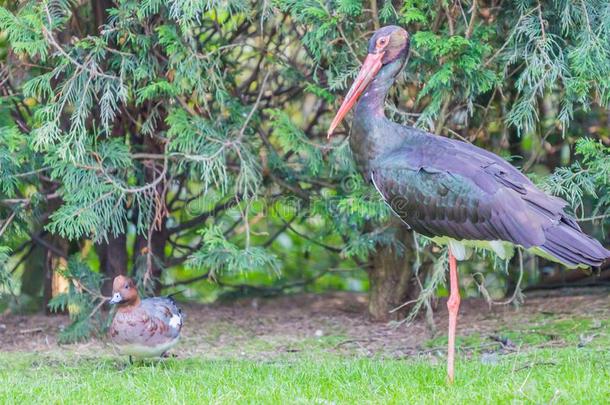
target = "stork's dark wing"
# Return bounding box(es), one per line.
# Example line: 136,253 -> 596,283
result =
370,132 -> 609,267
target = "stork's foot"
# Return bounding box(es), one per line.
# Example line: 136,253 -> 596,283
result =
129,355 -> 134,365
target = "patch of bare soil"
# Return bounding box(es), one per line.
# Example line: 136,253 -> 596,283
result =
1,289 -> 608,358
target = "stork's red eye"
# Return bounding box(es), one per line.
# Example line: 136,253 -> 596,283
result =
377,37 -> 389,48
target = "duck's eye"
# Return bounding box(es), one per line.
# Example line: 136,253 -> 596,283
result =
377,37 -> 388,47
124,284 -> 130,289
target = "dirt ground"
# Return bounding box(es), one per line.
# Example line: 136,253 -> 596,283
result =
1,289 -> 609,358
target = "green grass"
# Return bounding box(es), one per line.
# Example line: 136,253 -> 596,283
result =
2,311 -> 608,403
1,348 -> 608,404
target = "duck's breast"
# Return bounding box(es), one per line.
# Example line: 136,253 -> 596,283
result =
115,336 -> 180,359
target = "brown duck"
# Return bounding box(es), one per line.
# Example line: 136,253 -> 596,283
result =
109,275 -> 183,361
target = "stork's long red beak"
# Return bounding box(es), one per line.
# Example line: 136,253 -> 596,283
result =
327,52 -> 385,138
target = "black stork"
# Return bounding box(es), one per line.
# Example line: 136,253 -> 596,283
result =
327,26 -> 610,383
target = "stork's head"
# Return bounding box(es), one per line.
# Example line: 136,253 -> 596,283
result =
109,275 -> 139,306
367,25 -> 410,66
327,26 -> 410,137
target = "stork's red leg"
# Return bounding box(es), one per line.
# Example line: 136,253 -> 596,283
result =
447,250 -> 461,384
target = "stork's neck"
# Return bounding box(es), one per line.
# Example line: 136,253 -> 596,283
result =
354,65 -> 396,117
350,59 -> 406,173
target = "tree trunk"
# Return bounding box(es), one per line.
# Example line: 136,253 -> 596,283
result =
367,223 -> 420,321
91,0 -> 114,34
42,236 -> 69,314
149,226 -> 168,294
21,239 -> 45,298
96,233 -> 128,296
41,178 -> 69,313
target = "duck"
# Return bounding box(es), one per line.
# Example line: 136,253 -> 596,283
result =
108,275 -> 183,361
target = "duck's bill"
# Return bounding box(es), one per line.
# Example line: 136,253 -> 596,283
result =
109,293 -> 124,305
327,52 -> 385,138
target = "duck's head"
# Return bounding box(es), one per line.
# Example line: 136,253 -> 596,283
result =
109,275 -> 139,306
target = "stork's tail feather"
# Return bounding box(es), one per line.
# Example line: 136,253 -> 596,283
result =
540,220 -> 610,268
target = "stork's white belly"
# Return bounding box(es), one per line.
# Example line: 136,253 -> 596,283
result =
115,337 -> 180,359
430,236 -> 587,268
430,236 -> 514,261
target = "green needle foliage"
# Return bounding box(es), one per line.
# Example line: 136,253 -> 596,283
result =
541,138 -> 610,221
0,0 -> 608,341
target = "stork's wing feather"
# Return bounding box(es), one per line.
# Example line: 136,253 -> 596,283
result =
370,131 -> 609,267
370,158 -> 547,247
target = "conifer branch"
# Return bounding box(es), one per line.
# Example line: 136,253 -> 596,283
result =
370,0 -> 380,30
337,23 -> 361,64
536,2 -> 547,44
237,71 -> 271,141
0,210 -> 17,239
465,0 -> 478,39
42,5 -> 118,81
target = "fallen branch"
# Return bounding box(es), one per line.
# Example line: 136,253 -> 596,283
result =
334,338 -> 376,349
19,327 -> 43,334
515,361 -> 557,372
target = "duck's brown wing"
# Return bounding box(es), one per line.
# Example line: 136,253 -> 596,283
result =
141,297 -> 183,338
